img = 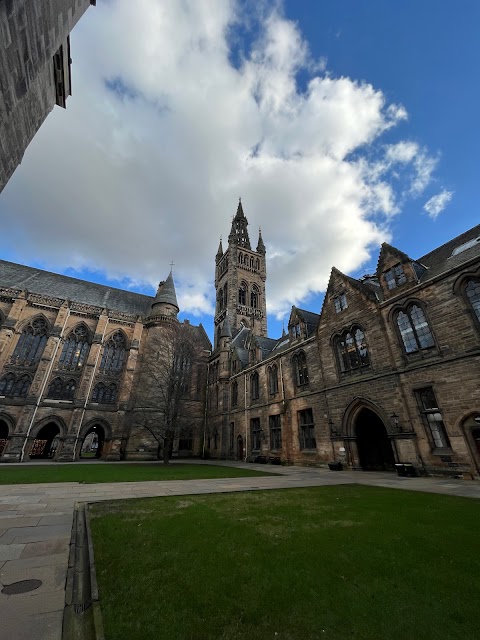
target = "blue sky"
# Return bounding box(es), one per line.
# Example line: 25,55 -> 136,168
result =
0,0 -> 478,344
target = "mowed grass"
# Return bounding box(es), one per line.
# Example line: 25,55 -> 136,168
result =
0,462 -> 277,484
90,486 -> 480,640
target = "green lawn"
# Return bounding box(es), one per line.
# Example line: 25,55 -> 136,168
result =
90,486 -> 480,640
0,463 -> 277,484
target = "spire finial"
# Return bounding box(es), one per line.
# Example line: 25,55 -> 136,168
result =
170,260 -> 174,273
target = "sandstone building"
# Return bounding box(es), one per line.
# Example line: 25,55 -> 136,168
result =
207,206 -> 480,478
0,264 -> 210,462
0,0 -> 95,193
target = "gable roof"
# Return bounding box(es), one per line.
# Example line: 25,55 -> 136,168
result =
415,224 -> 480,282
0,260 -> 153,316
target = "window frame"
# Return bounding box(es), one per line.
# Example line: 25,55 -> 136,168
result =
384,264 -> 407,290
415,387 -> 451,451
250,417 -> 261,451
292,351 -> 309,388
231,380 -> 238,406
394,303 -> 436,356
250,371 -> 260,401
333,293 -> 348,313
269,414 -> 282,451
334,325 -> 370,375
298,408 -> 316,450
268,364 -> 279,396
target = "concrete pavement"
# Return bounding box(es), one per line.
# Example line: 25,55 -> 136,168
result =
0,461 -> 479,639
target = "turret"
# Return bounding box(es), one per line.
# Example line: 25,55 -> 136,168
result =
149,270 -> 179,320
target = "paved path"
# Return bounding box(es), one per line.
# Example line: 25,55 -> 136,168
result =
0,462 -> 479,639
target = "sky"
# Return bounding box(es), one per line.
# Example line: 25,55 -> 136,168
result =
1,0 -> 479,343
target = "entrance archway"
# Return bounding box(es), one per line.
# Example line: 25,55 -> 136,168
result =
30,422 -> 61,459
355,408 -> 395,471
237,435 -> 244,461
0,419 -> 9,456
80,424 -> 106,459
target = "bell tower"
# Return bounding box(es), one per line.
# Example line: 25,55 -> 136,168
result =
214,200 -> 267,347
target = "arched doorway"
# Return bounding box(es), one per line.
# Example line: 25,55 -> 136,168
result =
355,408 -> 395,471
30,422 -> 61,459
80,424 -> 106,459
237,435 -> 244,461
0,419 -> 9,456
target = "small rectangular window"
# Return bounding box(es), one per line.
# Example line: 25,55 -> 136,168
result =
384,264 -> 407,290
334,293 -> 348,313
269,415 -> 282,450
417,388 -> 450,449
298,409 -> 316,450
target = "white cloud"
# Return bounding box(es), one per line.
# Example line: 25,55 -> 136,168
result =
0,0 -> 441,321
423,189 -> 454,220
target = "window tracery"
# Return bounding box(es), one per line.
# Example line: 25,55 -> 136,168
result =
0,372 -> 31,397
46,377 -> 76,401
268,365 -> 279,395
59,325 -> 90,371
92,381 -> 117,403
396,304 -> 434,354
100,331 -> 127,374
466,279 -> 480,322
292,351 -> 309,387
335,327 -> 370,373
11,317 -> 49,366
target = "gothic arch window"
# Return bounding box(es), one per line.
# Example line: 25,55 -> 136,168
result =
238,252 -> 243,264
292,351 -> 309,387
59,325 -> 90,371
11,317 -> 49,366
100,331 -> 127,374
92,382 -> 117,403
465,279 -> 480,322
250,256 -> 254,268
256,259 -> 260,270
231,380 -> 238,406
46,377 -> 76,401
0,372 -> 31,397
334,327 -> 370,373
223,283 -> 228,307
268,364 -> 279,395
251,285 -> 259,309
395,304 -> 435,354
250,371 -> 260,400
218,288 -> 223,311
239,282 -> 247,306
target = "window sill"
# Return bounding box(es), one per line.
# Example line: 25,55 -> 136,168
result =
431,448 -> 454,456
299,449 -> 317,454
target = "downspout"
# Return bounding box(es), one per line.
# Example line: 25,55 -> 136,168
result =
73,318 -> 109,460
244,371 -> 248,462
203,360 -> 210,459
279,356 -> 287,460
21,307 -> 71,461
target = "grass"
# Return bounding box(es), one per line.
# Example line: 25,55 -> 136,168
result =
90,486 -> 480,640
0,462 -> 277,484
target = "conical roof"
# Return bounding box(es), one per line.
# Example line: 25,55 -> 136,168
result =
216,238 -> 223,260
220,314 -> 232,339
235,198 -> 245,218
228,198 -> 251,249
151,271 -> 179,312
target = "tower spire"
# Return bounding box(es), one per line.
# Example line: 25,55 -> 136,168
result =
228,198 -> 251,249
256,227 -> 266,254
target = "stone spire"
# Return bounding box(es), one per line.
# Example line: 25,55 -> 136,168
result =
150,269 -> 179,317
256,227 -> 266,254
228,198 -> 251,249
216,237 -> 223,262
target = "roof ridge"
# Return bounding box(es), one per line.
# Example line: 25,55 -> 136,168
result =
417,223 -> 480,262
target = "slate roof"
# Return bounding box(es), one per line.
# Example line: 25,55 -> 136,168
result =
295,308 -> 321,335
0,260 -> 154,316
416,224 -> 480,282
151,271 -> 179,311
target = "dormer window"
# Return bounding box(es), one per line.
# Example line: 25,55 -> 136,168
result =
384,264 -> 407,290
334,294 -> 347,313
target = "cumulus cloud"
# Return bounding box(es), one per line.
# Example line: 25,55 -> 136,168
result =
423,189 -> 454,220
0,0 -> 441,321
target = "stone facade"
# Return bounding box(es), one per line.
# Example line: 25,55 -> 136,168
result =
207,208 -> 480,479
0,0 -> 94,193
0,264 -> 210,462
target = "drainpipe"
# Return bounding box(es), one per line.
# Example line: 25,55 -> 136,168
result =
21,307 -> 71,461
73,318 -> 109,460
244,371 -> 248,462
203,361 -> 210,459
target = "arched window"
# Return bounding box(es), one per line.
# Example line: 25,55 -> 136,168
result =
238,253 -> 243,264
223,283 -> 228,308
239,282 -> 247,306
250,371 -> 260,400
466,279 -> 480,321
335,327 -> 370,373
292,351 -> 309,387
0,372 -> 30,397
11,317 -> 49,366
256,259 -> 260,270
100,331 -> 127,374
396,304 -> 435,354
251,286 -> 258,309
268,365 -> 278,395
218,288 -> 223,311
231,380 -> 238,406
12,374 -> 31,397
46,377 -> 76,401
59,325 -> 90,371
250,257 -> 254,268
92,382 -> 117,403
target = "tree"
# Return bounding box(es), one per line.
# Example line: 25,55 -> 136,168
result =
131,321 -> 208,463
